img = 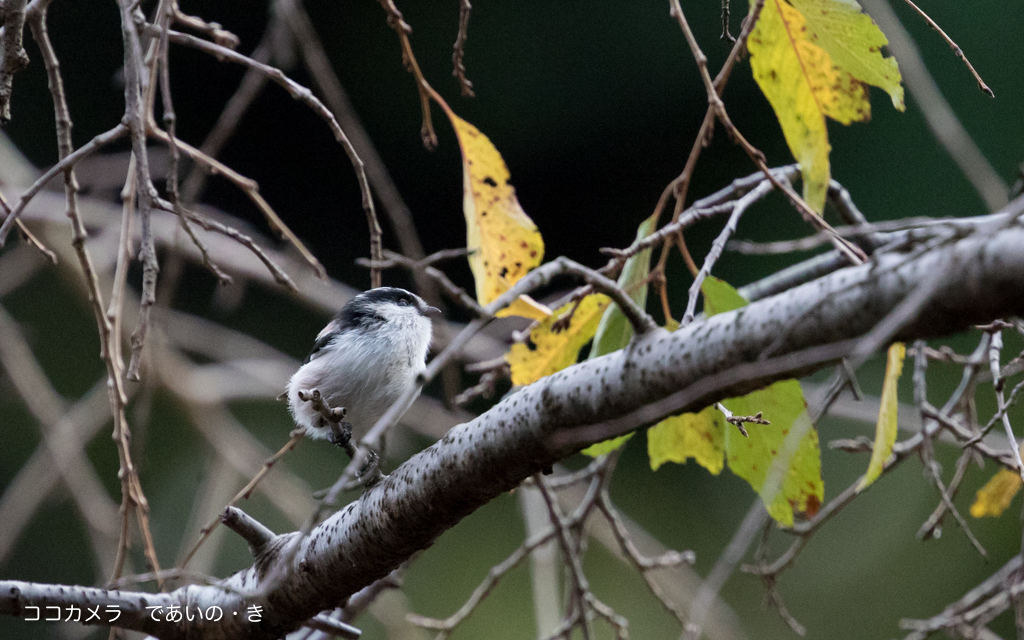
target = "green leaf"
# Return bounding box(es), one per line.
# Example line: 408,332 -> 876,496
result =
581,213 -> 658,457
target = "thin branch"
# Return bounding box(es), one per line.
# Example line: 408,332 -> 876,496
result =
147,23 -> 383,284
452,0 -> 474,96
651,0 -> 769,319
113,0 -> 164,584
988,330 -> 1024,481
714,402 -> 770,438
153,127 -> 327,278
179,23 -> 272,204
0,124 -> 129,245
221,506 -> 275,557
859,0 -> 1007,212
898,0 -> 993,97
179,430 -> 304,569
0,188 -> 56,262
375,0 -> 439,148
682,179 -> 775,326
358,248 -> 484,316
597,492 -> 694,625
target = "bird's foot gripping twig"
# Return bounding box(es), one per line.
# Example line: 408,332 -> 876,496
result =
298,388 -> 382,482
298,389 -> 355,457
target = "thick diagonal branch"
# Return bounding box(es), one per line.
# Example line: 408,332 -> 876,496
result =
4,212 -> 1024,639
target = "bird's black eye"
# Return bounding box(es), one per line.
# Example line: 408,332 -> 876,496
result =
398,299 -> 409,306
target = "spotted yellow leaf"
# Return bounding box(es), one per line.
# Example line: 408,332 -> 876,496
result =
857,342 -> 905,492
506,295 -> 611,387
748,0 -> 903,212
971,468 -> 1022,518
437,105 -> 544,305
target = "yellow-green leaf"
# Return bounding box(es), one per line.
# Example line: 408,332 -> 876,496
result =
723,382 -> 823,526
588,212 -> 658,360
648,406 -> 724,474
788,0 -> 905,111
971,468 -> 1022,518
749,0 -> 868,213
856,342 -> 905,492
701,276 -> 748,316
506,294 -> 611,386
647,277 -> 824,525
748,0 -> 902,214
438,105 -> 545,305
581,213 -> 658,457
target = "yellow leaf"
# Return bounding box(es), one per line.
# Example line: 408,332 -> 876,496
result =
495,294 -> 553,321
648,406 -> 725,474
788,0 -> 905,111
438,106 -> 544,304
971,468 -> 1023,518
749,0 -> 901,213
506,295 -> 611,386
857,342 -> 905,492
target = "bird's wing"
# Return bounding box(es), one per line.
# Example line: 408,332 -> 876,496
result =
304,319 -> 341,364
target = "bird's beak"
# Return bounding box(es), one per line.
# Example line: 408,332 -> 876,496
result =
424,305 -> 442,317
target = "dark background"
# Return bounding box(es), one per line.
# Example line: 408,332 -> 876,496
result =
1,0 -> 1023,638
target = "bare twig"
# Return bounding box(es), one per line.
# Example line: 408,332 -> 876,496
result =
145,23 -> 384,283
113,0 -> 164,584
597,492 -> 694,625
668,0 -> 867,268
179,25 -> 272,204
0,123 -> 129,245
452,0 -> 474,96
359,249 -> 484,316
179,430 -> 304,569
220,506 -> 275,556
988,330 -> 1024,481
651,0 -> 769,320
0,188 -> 56,262
898,0 -> 993,97
685,500 -> 769,640
859,0 -> 1007,212
714,402 -> 770,438
682,179 -> 775,326
375,0 -> 439,148
172,3 -> 240,49
535,470 -> 628,640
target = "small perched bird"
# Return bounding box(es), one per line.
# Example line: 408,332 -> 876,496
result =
286,287 -> 438,446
